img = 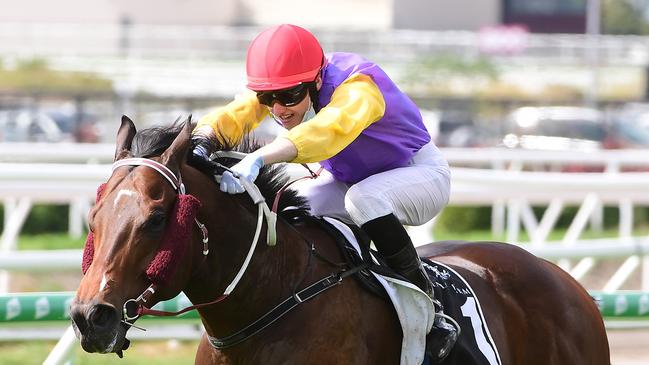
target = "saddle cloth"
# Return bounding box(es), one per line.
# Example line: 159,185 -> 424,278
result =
323,217 -> 502,365
323,217 -> 435,365
422,259 -> 502,365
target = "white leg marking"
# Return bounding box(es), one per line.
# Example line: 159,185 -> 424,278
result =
114,189 -> 135,207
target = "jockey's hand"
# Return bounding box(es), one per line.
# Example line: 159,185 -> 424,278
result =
220,154 -> 264,194
191,136 -> 211,161
192,144 -> 210,160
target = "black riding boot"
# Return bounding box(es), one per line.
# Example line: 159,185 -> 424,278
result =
361,214 -> 458,363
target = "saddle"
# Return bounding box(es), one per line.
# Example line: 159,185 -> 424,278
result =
285,212 -> 501,365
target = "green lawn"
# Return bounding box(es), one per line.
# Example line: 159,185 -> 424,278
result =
0,340 -> 201,365
17,233 -> 86,250
0,58 -> 112,94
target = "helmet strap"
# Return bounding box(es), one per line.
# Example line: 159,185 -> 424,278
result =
307,79 -> 320,112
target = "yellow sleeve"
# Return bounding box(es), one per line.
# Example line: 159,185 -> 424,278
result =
285,73 -> 386,163
194,90 -> 269,145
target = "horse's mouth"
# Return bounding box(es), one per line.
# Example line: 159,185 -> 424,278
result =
72,319 -> 130,355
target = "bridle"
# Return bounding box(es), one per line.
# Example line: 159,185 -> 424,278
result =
111,154 -> 358,349
113,156 -> 278,325
112,157 -> 208,325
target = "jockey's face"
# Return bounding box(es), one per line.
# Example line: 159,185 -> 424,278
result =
265,75 -> 322,130
269,92 -> 310,130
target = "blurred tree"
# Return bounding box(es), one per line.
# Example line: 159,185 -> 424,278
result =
403,55 -> 499,85
16,58 -> 49,71
400,54 -> 500,98
0,58 -> 112,93
602,0 -> 649,34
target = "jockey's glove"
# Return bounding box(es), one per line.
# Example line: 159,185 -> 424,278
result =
191,134 -> 212,161
192,144 -> 210,160
220,154 -> 264,194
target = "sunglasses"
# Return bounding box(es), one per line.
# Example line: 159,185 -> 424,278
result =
256,83 -> 312,107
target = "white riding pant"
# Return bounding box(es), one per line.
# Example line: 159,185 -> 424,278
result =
293,142 -> 451,226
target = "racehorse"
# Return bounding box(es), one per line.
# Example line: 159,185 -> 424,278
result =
70,117 -> 610,364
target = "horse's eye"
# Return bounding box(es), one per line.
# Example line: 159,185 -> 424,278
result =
144,211 -> 166,233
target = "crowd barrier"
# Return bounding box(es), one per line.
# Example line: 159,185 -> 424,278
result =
0,291 -> 647,323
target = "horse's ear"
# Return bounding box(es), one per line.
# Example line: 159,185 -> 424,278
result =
161,117 -> 193,171
114,115 -> 137,161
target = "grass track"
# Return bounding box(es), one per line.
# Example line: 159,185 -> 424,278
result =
0,340 -> 200,365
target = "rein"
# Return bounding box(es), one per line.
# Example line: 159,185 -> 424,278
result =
272,163 -> 323,213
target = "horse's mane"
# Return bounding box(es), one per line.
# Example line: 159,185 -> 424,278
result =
131,123 -> 310,217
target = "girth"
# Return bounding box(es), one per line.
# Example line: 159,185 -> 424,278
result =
302,216 -> 390,300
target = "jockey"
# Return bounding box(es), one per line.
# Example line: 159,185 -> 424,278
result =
192,24 -> 456,361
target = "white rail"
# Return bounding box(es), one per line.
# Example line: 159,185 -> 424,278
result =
3,144 -> 649,168
2,239 -> 649,272
0,143 -> 114,164
3,147 -> 649,292
442,148 -> 649,171
0,250 -> 81,271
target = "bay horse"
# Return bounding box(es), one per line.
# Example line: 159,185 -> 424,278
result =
71,117 -> 609,364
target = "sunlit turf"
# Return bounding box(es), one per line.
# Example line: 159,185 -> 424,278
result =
0,340 -> 201,365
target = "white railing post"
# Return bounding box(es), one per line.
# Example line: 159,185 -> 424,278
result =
619,198 -> 633,238
531,198 -> 563,247
491,200 -> 505,237
643,255 -> 649,291
506,199 -> 521,244
43,325 -> 77,365
69,197 -> 90,239
559,193 -> 599,271
0,196 -> 32,293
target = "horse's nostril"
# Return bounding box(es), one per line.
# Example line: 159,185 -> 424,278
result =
71,307 -> 89,334
88,304 -> 118,330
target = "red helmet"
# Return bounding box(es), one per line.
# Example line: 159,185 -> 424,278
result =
246,24 -> 325,91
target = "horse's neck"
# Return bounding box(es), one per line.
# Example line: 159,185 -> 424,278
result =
183,197 -> 310,337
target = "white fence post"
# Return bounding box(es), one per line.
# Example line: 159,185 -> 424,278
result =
0,197 -> 33,293
43,325 -> 77,365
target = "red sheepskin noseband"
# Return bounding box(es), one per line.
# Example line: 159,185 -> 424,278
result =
81,183 -> 106,274
82,183 -> 201,286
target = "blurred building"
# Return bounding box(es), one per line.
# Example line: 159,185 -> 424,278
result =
502,0 -> 587,33
0,0 -> 237,25
393,0 -> 501,31
0,0 -> 391,28
0,0 -> 586,33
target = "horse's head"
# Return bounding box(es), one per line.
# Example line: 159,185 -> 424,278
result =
70,116 -> 201,355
